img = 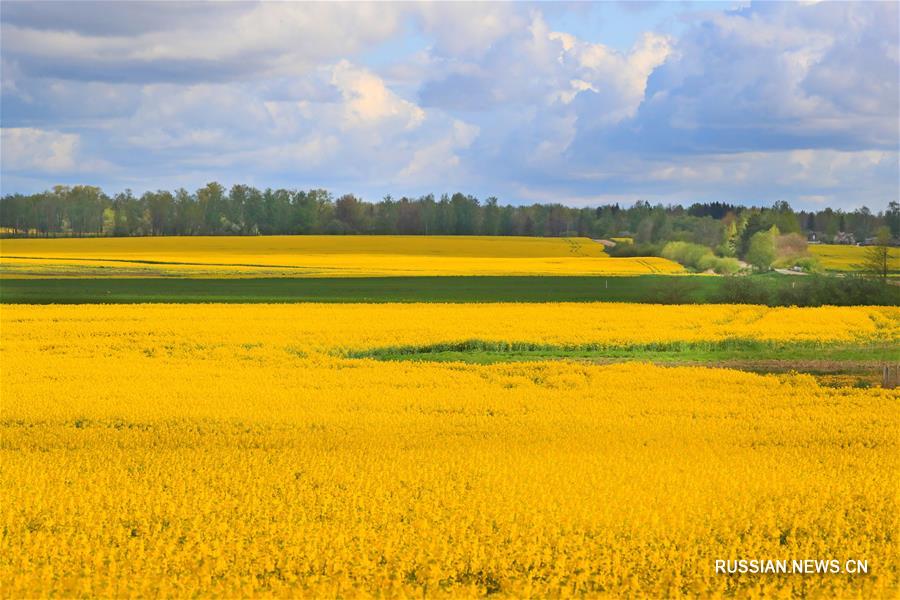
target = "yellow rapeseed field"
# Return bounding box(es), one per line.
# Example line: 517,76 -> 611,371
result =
0,235 -> 683,277
2,303 -> 898,597
809,243 -> 900,272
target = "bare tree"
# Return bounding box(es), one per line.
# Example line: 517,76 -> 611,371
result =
862,227 -> 894,281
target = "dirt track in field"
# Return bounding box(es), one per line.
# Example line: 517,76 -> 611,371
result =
584,358 -> 897,388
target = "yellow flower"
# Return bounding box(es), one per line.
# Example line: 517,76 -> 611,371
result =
1,302 -> 897,597
0,235 -> 684,277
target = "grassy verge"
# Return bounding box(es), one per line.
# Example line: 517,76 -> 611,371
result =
345,339 -> 898,366
347,339 -> 898,387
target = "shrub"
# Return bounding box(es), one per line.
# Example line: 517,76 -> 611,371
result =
607,242 -> 660,258
791,256 -> 821,273
662,241 -> 708,269
651,278 -> 703,304
746,231 -> 776,271
776,233 -> 809,257
715,275 -> 900,306
696,254 -> 716,271
708,256 -> 742,275
662,242 -> 739,274
715,277 -> 776,305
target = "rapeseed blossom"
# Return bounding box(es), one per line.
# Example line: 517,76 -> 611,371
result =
1,303 -> 897,597
0,235 -> 683,277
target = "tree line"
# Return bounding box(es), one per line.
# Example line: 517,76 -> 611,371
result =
1,184 -> 898,248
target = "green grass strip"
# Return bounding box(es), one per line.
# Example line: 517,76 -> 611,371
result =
0,275 -> 722,304
345,339 -> 898,366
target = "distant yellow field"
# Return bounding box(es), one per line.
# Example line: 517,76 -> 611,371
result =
0,235 -> 683,277
610,237 -> 633,245
809,243 -> 900,272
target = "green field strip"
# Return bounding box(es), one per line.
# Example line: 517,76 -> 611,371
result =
2,275 -> 898,305
345,339 -> 899,369
0,275 -> 723,304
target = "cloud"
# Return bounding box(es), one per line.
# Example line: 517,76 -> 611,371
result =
563,30 -> 671,125
398,120 -> 480,183
2,127 -> 80,172
414,3 -> 527,58
45,59 -> 477,190
569,1 -> 898,158
0,2 -> 242,37
331,60 -> 425,131
1,2 -> 407,84
542,148 -> 900,210
1,1 -> 897,209
412,11 -> 672,186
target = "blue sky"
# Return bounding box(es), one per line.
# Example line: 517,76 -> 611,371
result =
1,1 -> 897,210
